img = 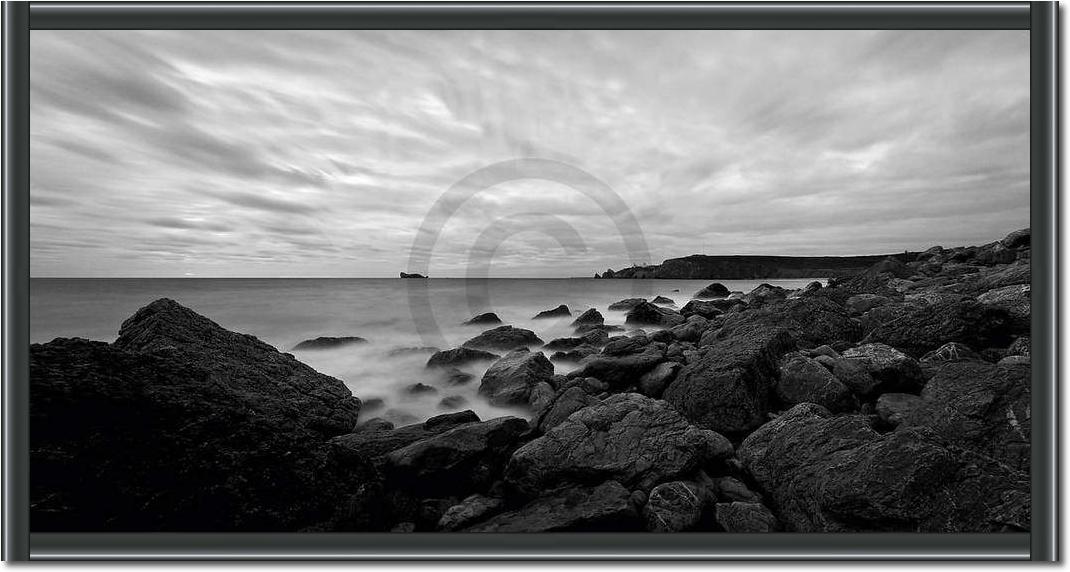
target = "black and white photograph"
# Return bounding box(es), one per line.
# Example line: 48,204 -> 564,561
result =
28,28 -> 1033,535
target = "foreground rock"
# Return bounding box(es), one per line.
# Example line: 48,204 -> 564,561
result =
292,336 -> 368,350
862,297 -> 1012,357
505,393 -> 732,497
565,335 -> 666,388
607,298 -> 646,311
426,347 -> 499,368
694,282 -> 730,299
462,326 -> 543,351
644,481 -> 709,532
739,403 -> 1030,532
465,481 -> 640,532
31,299 -> 363,531
836,343 -> 924,399
624,301 -> 686,327
776,353 -> 856,412
663,325 -> 795,437
478,349 -> 554,407
330,410 -> 481,463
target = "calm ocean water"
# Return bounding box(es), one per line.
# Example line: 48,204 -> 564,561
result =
31,277 -> 821,424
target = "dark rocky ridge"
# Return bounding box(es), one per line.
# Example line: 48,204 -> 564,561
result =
597,253 -> 914,280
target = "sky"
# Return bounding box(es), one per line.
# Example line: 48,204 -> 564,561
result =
30,30 -> 1030,278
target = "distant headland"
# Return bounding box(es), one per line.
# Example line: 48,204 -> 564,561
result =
594,253 -> 916,280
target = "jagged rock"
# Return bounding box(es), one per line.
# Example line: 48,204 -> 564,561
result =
977,284 -> 1030,334
863,297 -> 1011,357
478,349 -> 554,407
644,481 -> 709,532
571,308 -> 605,326
549,345 -> 600,363
528,381 -> 556,413
845,294 -> 890,316
638,361 -> 680,398
505,394 -> 731,496
715,502 -> 779,532
919,342 -> 982,365
971,260 -> 1031,291
464,481 -> 640,532
898,360 -> 1030,472
624,301 -> 686,327
437,494 -> 505,531
532,386 -> 598,432
667,316 -> 710,343
30,299 -> 363,531
608,298 -> 647,311
680,299 -> 737,318
331,410 -> 480,463
663,325 -> 795,437
837,343 -> 924,399
565,338 -> 666,388
875,393 -> 924,427
694,282 -> 730,299
718,297 -> 860,348
652,295 -> 676,305
292,336 -> 368,350
533,304 -> 571,319
742,283 -> 789,306
462,326 -> 543,351
384,417 -> 530,497
738,403 -> 1030,532
463,312 -> 502,326
776,353 -> 857,412
1001,228 -> 1031,249
426,347 -> 499,368
1006,336 -> 1030,357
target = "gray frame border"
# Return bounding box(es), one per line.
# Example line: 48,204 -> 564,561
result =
2,0 -> 1057,562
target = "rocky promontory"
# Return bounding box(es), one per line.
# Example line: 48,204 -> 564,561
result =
596,253 -> 913,280
31,229 -> 1032,533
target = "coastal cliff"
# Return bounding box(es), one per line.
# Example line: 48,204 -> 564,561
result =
596,253 -> 915,279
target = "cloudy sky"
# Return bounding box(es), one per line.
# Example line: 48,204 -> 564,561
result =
30,30 -> 1029,278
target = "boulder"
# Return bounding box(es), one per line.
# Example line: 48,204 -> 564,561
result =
478,349 -> 554,407
680,299 -> 737,318
464,481 -> 640,532
862,297 -> 1011,357
403,382 -> 438,396
977,284 -> 1030,334
438,395 -> 468,409
644,481 -> 709,532
711,476 -> 763,503
292,336 -> 368,350
694,282 -> 730,299
663,325 -> 795,437
437,494 -> 505,531
845,294 -> 890,316
441,367 -> 474,386
1006,336 -> 1030,357
919,342 -> 982,365
608,298 -> 647,311
532,386 -> 598,432
1000,228 -> 1031,249
638,361 -> 681,398
715,502 -> 779,532
528,381 -> 556,413
533,304 -> 571,319
652,295 -> 676,305
30,299 -> 363,531
719,297 -> 860,349
462,326 -> 543,352
330,410 -> 481,463
776,353 -> 857,412
738,404 -> 1030,532
463,312 -> 503,326
571,308 -> 605,326
624,301 -> 686,327
874,393 -> 924,428
549,345 -> 600,363
384,416 -> 530,497
565,339 -> 667,389
898,360 -> 1030,472
426,347 -> 499,368
837,343 -> 925,399
505,394 -> 731,496
742,283 -> 788,306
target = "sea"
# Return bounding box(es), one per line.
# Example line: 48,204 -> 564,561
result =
30,277 -> 822,425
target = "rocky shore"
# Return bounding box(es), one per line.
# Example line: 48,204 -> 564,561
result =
30,229 -> 1031,532
596,253 -> 914,280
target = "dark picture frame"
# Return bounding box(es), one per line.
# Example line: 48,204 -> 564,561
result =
2,1 -> 1058,561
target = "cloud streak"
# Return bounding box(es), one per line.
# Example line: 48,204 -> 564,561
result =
30,30 -> 1029,277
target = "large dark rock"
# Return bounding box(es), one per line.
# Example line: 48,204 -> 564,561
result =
898,360 -> 1030,472
463,312 -> 502,326
437,494 -> 505,531
533,304 -> 571,319
464,481 -> 640,532
565,338 -> 666,389
663,325 -> 795,437
776,353 -> 857,412
862,296 -> 1012,357
652,295 -> 676,305
715,502 -> 780,532
384,417 -> 530,497
741,283 -> 789,306
426,347 -> 499,368
1000,228 -> 1031,249
624,301 -> 686,327
571,308 -> 605,326
478,349 -> 554,407
607,298 -> 646,311
330,410 -> 481,463
977,284 -> 1030,334
462,326 -> 543,352
738,403 -> 1030,532
679,299 -> 732,319
31,299 -> 363,532
505,393 -> 731,497
532,386 -> 598,432
719,297 -> 860,348
694,282 -> 730,299
837,343 -> 925,399
292,336 -> 368,350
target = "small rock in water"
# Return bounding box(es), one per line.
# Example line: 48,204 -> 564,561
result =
442,367 -> 474,386
463,312 -> 502,326
652,296 -> 675,305
694,283 -> 730,299
533,304 -> 571,319
292,336 -> 367,350
387,346 -> 440,358
361,397 -> 386,411
426,347 -> 500,368
404,383 -> 439,396
438,395 -> 468,409
462,326 -> 543,351
608,298 -> 646,311
571,308 -> 605,326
